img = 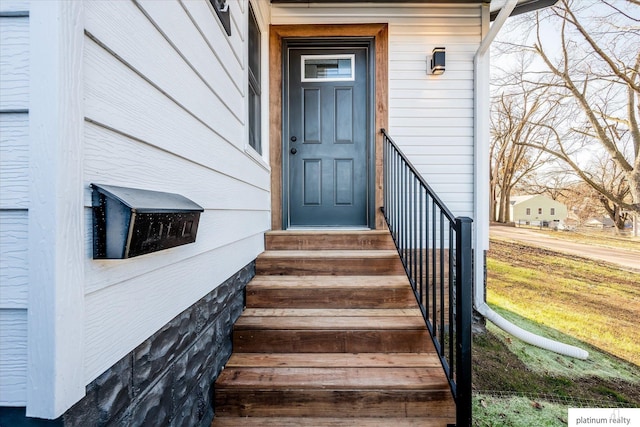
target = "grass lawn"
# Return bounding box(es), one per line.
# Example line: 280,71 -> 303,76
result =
473,238 -> 640,426
487,239 -> 640,365
473,393 -> 569,427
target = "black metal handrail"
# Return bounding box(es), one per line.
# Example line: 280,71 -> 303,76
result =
381,129 -> 472,427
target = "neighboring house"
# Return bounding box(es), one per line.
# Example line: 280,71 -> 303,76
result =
0,0 -> 555,425
584,217 -> 615,228
509,195 -> 568,224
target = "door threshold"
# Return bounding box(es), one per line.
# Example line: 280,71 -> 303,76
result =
286,227 -> 372,231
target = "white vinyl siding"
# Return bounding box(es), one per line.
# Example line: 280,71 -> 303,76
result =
0,114 -> 29,210
0,0 -> 29,406
271,4 -> 481,218
0,0 -> 271,414
0,309 -> 27,405
82,0 -> 270,384
0,14 -> 29,111
389,12 -> 479,218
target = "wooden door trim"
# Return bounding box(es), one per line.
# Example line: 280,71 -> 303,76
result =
269,24 -> 388,230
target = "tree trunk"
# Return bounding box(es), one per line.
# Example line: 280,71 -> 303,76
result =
497,190 -> 507,223
504,192 -> 512,223
600,197 -> 627,233
612,208 -> 626,233
490,180 -> 496,222
628,170 -> 640,217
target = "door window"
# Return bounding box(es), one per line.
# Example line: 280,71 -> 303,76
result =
301,54 -> 355,82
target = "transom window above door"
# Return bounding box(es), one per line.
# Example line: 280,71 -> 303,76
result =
301,54 -> 355,82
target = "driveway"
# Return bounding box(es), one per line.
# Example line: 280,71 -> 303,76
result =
489,225 -> 640,273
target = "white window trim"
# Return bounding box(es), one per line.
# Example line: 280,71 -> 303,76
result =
245,0 -> 269,170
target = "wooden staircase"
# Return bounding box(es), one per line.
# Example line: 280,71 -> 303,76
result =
211,230 -> 456,426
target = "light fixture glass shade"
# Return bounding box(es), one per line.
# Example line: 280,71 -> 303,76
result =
430,47 -> 445,75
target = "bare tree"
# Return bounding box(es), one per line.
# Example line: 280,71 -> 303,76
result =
560,181 -> 604,225
520,170 -> 575,201
589,155 -> 632,231
519,0 -> 640,217
490,89 -> 551,223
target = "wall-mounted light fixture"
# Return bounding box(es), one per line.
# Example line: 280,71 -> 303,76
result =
215,0 -> 229,12
430,47 -> 445,75
210,0 -> 231,36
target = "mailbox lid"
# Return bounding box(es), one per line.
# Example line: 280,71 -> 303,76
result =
91,184 -> 204,213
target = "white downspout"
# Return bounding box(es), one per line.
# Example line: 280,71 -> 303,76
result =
473,0 -> 588,359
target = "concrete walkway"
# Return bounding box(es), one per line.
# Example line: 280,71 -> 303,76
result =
489,225 -> 640,273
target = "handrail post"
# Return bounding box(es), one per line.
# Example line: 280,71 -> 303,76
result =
455,217 -> 473,427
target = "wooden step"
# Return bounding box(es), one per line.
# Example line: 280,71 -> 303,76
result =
246,275 -> 416,308
214,361 -> 455,419
265,230 -> 396,250
216,367 -> 450,390
214,388 -> 454,418
240,308 -> 423,317
232,309 -> 431,353
212,229 -> 455,425
224,352 -> 443,368
212,417 -> 454,426
235,309 -> 426,329
256,250 -> 405,275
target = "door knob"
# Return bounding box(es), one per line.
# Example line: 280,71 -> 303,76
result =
291,136 -> 297,142
290,148 -> 297,155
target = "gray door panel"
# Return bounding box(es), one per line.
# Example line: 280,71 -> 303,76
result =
286,47 -> 369,227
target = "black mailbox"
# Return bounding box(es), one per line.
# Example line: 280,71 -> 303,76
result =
91,184 -> 204,259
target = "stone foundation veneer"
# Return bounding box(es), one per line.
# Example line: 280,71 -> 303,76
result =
0,261 -> 254,427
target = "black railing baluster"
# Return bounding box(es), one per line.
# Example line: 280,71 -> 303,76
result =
432,199 -> 437,339
449,223 -> 455,382
401,162 -> 405,260
408,170 -> 412,279
413,176 -> 418,288
440,209 -> 445,353
384,139 -> 388,224
381,129 -> 473,427
404,163 -> 409,265
425,193 -> 430,320
395,149 -> 399,240
419,186 -> 424,308
389,146 -> 393,236
411,176 -> 416,284
394,149 -> 398,241
408,173 -> 413,281
388,145 -> 391,230
391,145 -> 395,237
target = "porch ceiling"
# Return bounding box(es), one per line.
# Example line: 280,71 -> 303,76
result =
270,0 -> 559,22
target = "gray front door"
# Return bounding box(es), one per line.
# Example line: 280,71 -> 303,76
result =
285,44 -> 371,228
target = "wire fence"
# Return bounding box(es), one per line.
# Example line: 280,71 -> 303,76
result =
475,390 -> 638,408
